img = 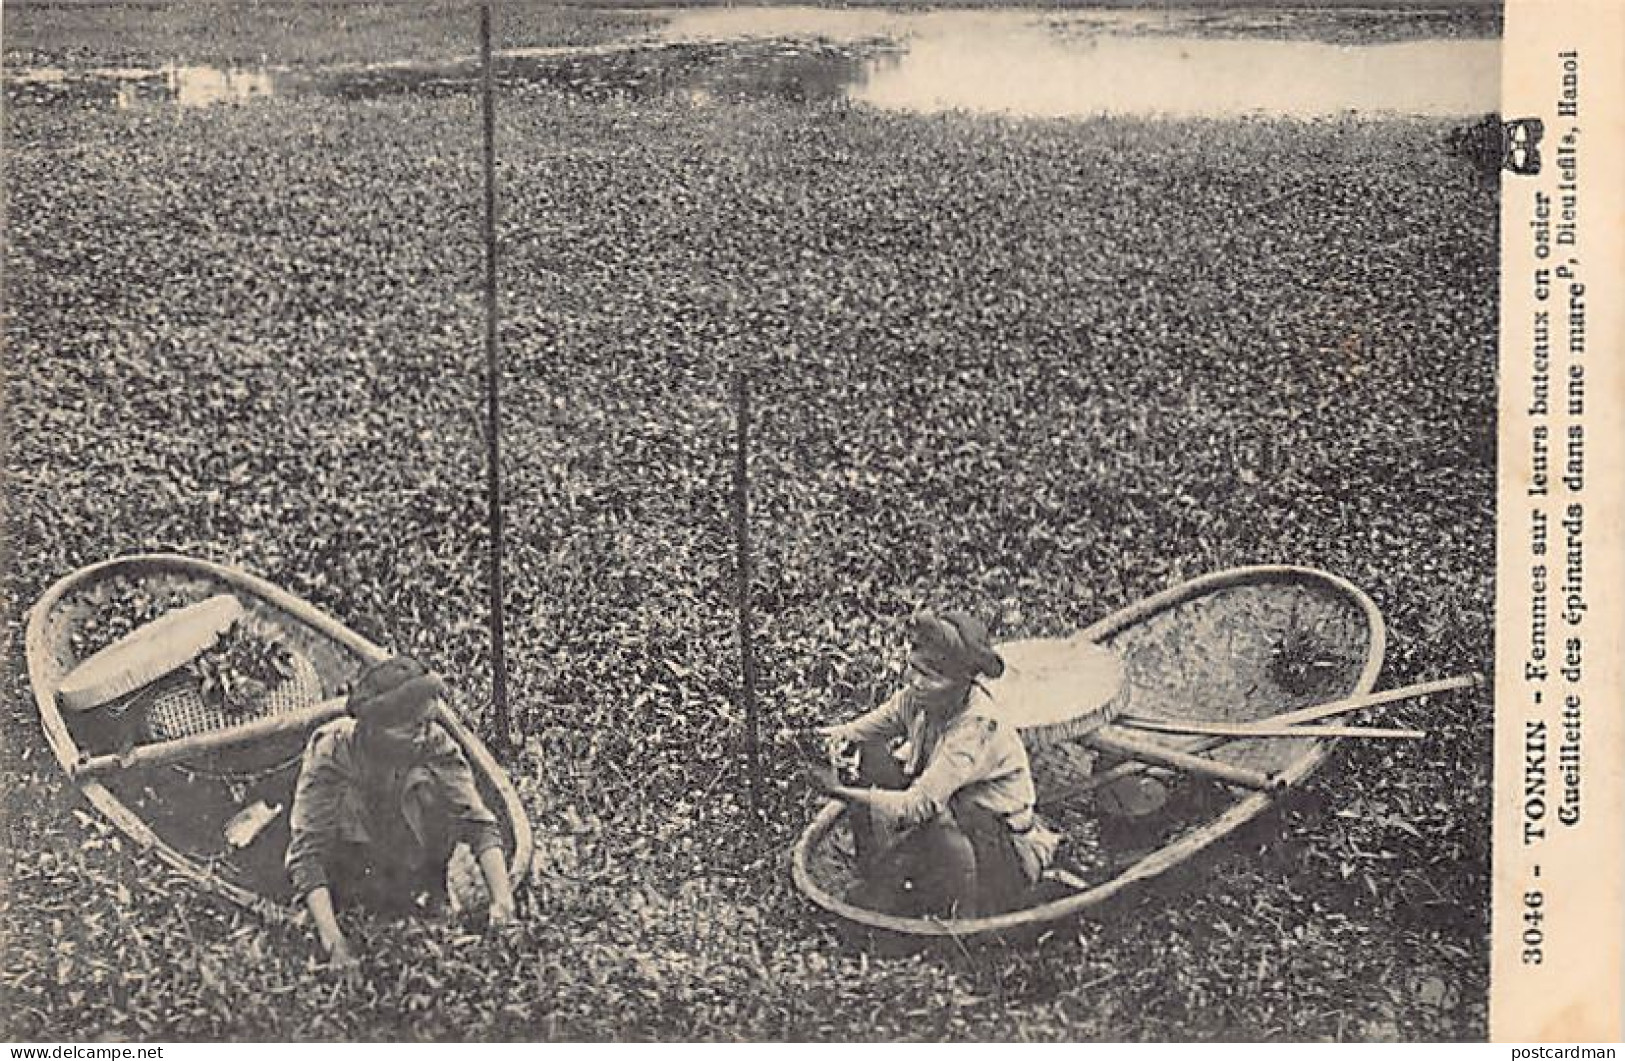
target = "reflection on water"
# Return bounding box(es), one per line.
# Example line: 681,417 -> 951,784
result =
856,28 -> 1497,119
505,41 -> 865,106
4,6 -> 1499,119
658,4 -> 1498,47
8,64 -> 276,108
661,8 -> 1500,119
660,6 -> 926,44
121,65 -> 276,108
172,65 -> 273,107
306,40 -> 866,106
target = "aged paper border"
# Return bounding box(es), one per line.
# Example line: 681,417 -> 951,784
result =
1491,0 -> 1625,1042
1,0 -> 1615,1045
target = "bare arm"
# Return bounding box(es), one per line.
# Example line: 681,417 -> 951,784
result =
477,844 -> 516,927
821,718 -> 997,829
824,689 -> 910,746
285,726 -> 357,976
419,731 -> 513,926
303,886 -> 358,980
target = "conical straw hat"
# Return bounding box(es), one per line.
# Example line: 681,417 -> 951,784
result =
984,637 -> 1128,746
59,594 -> 243,713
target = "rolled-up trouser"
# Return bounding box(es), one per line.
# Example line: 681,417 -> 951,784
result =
846,740 -> 1030,918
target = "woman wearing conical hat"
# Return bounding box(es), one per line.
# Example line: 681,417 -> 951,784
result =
814,610 -> 1059,918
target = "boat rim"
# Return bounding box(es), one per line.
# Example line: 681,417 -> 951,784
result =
789,563 -> 1387,939
25,552 -> 535,925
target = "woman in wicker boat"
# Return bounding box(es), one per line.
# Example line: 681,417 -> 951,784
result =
814,610 -> 1060,918
285,656 -> 516,976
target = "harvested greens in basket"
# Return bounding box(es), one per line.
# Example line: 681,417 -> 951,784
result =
188,622 -> 297,715
1268,625 -> 1355,698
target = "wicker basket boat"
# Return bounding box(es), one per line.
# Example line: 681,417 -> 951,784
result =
25,553 -> 533,925
791,565 -> 1386,940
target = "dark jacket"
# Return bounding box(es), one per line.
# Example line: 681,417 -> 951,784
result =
285,717 -> 502,900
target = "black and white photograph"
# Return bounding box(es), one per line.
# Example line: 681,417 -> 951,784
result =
0,0 -> 1541,1042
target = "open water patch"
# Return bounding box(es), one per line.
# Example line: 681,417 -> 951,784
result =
4,6 -> 1498,119
5,63 -> 275,108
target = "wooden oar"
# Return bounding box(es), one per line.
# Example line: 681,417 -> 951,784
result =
1115,674 -> 1478,746
70,695 -> 347,780
1238,673 -> 1481,731
1040,673 -> 1481,807
1118,718 -> 1426,740
1084,727 -> 1283,791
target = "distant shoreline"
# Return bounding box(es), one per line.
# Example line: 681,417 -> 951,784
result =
2,1 -> 1502,74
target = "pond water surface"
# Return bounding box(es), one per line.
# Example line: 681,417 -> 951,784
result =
657,7 -> 1498,118
6,6 -> 1499,119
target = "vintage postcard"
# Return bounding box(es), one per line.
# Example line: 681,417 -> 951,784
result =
0,0 -> 1618,1044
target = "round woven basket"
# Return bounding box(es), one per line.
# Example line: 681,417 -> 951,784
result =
145,651 -> 323,741
985,637 -> 1129,747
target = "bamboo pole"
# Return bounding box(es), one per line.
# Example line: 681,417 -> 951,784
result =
1040,673 -> 1480,807
71,696 -> 347,780
733,368 -> 761,821
480,2 -> 512,755
1243,672 -> 1481,729
1084,727 -> 1283,791
1118,719 -> 1426,740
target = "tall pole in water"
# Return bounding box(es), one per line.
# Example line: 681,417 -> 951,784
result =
732,367 -> 762,823
480,3 -> 512,754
